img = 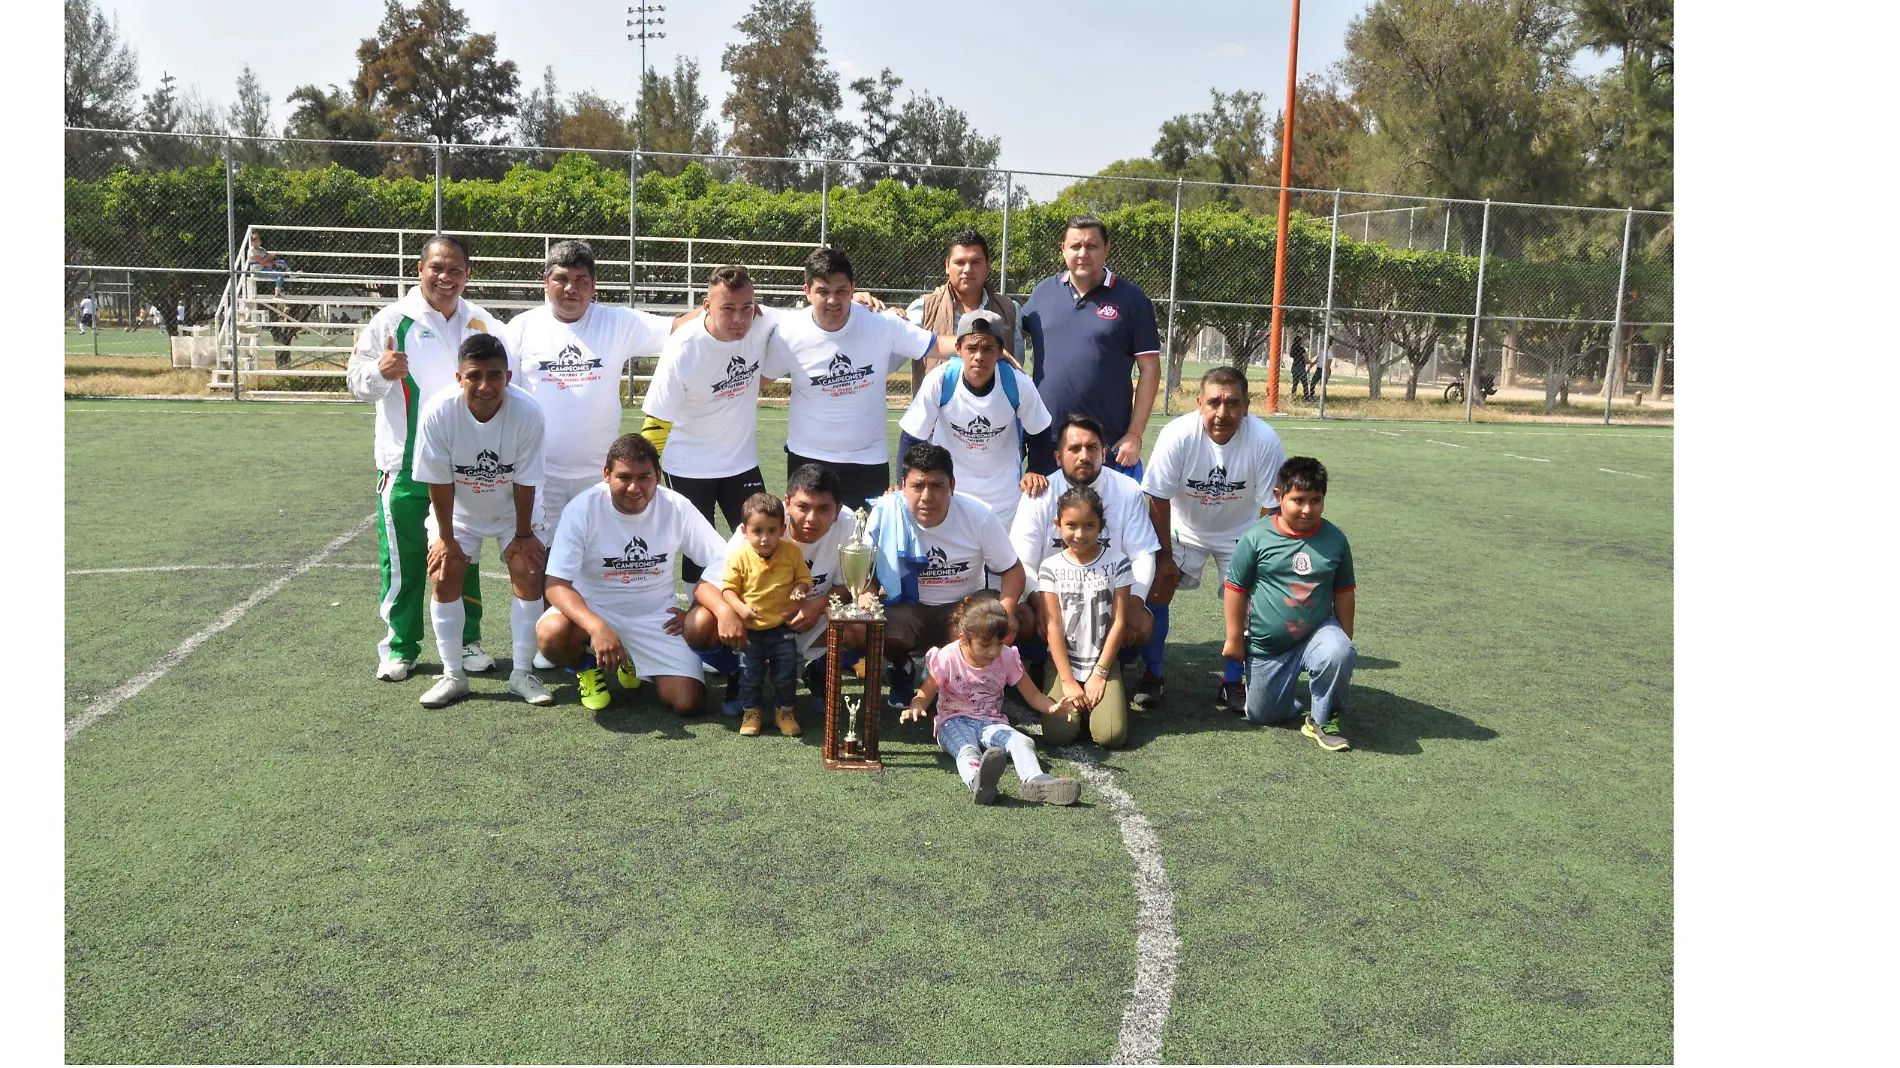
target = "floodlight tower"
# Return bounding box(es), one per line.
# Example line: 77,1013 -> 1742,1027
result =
1265,0 -> 1302,415
626,3 -> 667,152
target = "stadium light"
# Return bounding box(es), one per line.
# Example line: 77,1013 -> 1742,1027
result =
1265,0 -> 1302,415
626,3 -> 668,153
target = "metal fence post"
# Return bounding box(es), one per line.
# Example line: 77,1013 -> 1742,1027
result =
998,169 -> 1012,297
1604,207 -> 1635,425
629,152 -> 639,308
224,137 -> 241,402
1463,200 -> 1493,422
819,161 -> 829,246
1162,176 -> 1184,417
433,143 -> 444,232
1316,190 -> 1341,419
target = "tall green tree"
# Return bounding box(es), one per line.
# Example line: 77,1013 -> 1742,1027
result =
638,57 -> 721,174
1572,0 -> 1672,209
135,73 -> 190,170
354,0 -> 520,150
720,0 -> 843,191
555,91 -> 633,152
64,0 -> 141,172
1265,74 -> 1372,193
846,68 -> 905,187
282,84 -> 386,176
894,93 -> 1000,206
229,64 -> 278,165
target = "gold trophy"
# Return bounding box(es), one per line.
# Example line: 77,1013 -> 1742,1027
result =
823,508 -> 884,770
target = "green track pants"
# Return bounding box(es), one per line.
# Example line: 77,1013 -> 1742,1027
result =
375,468 -> 482,663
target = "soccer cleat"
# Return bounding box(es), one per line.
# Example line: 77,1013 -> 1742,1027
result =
1302,717 -> 1351,752
419,674 -> 470,709
774,706 -> 802,737
376,657 -> 416,682
1019,774 -> 1082,806
1131,671 -> 1165,710
508,671 -> 554,706
575,666 -> 611,711
1218,680 -> 1247,715
616,660 -> 641,690
461,642 -> 496,673
886,660 -> 917,711
532,651 -> 557,671
974,746 -> 1009,805
739,708 -> 765,736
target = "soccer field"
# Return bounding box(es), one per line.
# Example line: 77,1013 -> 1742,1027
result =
63,399 -> 1674,1063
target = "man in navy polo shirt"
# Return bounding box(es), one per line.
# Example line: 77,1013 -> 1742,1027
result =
1020,214 -> 1162,480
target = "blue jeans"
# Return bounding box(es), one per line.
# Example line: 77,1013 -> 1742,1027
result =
1243,618 -> 1355,726
937,715 -> 1023,757
738,625 -> 799,709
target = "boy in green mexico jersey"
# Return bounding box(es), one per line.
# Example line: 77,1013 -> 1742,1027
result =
1222,456 -> 1358,751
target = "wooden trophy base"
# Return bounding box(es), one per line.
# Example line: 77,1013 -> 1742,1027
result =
822,615 -> 884,770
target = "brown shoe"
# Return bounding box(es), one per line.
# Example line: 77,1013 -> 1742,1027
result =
1020,775 -> 1081,806
775,706 -> 802,736
739,707 -> 764,736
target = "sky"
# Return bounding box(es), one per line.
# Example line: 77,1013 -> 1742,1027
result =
101,0 -> 1385,178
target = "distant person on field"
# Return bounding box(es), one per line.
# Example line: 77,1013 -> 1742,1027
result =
1034,485 -> 1139,749
409,334 -> 552,710
895,228 -> 1023,478
1289,335 -> 1310,400
902,592 -> 1081,806
77,296 -> 95,334
346,234 -> 497,683
1222,456 -> 1358,752
719,492 -> 813,739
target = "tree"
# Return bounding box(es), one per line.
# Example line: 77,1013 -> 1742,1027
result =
846,68 -> 904,187
895,93 -> 1001,206
229,64 -> 278,166
720,0 -> 843,191
638,57 -> 721,174
135,73 -> 191,170
555,91 -> 633,152
354,0 -> 520,149
283,84 -> 386,176
1572,0 -> 1672,209
65,0 -> 141,172
1266,74 -> 1372,193
1148,90 -> 1276,210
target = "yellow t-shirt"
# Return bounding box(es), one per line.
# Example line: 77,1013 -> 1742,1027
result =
720,541 -> 813,630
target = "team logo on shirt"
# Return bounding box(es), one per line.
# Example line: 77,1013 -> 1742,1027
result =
536,342 -> 605,379
810,352 -> 876,392
601,536 -> 671,575
949,413 -> 1009,446
1095,303 -> 1120,321
1291,551 -> 1313,576
1184,464 -> 1247,503
709,352 -> 760,397
452,449 -> 516,487
918,545 -> 972,583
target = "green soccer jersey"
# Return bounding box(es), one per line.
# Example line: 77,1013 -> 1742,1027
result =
1225,516 -> 1356,658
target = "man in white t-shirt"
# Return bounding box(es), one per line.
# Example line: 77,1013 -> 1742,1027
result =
638,263 -> 793,585
409,334 -> 551,709
77,296 -> 95,333
537,433 -> 731,717
499,239 -> 686,538
759,246 -> 959,513
1139,366 -> 1286,713
347,234 -> 498,682
844,442 -> 1025,708
685,462 -> 859,710
898,309 -> 1052,530
1009,414 -> 1159,672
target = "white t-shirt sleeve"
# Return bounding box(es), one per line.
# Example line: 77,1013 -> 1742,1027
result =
1008,490 -> 1050,592
1141,421 -> 1187,500
617,309 -> 675,368
897,369 -> 943,439
641,337 -> 688,424
903,296 -> 926,323
976,506 -> 1019,574
757,310 -> 793,380
410,395 -> 454,484
677,498 -> 729,584
1012,368 -> 1053,435
1257,428 -> 1287,510
1110,551 -> 1135,590
511,393 -> 546,488
884,312 -> 939,368
546,499 -> 585,582
346,313 -> 398,400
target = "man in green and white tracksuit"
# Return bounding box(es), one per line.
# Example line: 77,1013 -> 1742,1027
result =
346,235 -> 497,682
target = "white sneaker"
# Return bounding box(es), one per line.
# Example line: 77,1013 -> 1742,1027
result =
461,642 -> 496,672
532,651 -> 557,671
419,674 -> 471,708
508,671 -> 554,706
376,657 -> 416,682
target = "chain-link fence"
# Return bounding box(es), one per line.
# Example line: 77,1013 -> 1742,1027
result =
64,128 -> 1673,422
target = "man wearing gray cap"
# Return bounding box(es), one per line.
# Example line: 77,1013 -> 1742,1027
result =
897,309 -> 1052,530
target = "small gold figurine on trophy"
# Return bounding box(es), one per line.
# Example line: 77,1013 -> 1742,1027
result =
823,508 -> 884,770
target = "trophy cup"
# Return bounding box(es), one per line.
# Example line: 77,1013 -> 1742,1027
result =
823,508 -> 885,770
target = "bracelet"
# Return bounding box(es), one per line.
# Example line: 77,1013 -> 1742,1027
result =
1092,665 -> 1112,678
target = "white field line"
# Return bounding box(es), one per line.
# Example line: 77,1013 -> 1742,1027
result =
1060,744 -> 1179,1065
1423,439 -> 1466,449
1599,467 -> 1650,478
1372,430 -> 1404,438
1502,453 -> 1550,463
64,516 -> 376,741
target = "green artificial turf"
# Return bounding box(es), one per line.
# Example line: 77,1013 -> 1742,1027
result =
64,400 -> 1673,1062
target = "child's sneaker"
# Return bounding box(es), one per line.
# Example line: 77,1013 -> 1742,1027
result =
1020,774 -> 1081,806
774,706 -> 802,737
973,746 -> 1009,805
1217,679 -> 1246,715
1302,717 -> 1350,751
886,660 -> 916,710
1131,671 -> 1164,710
720,672 -> 743,717
739,708 -> 765,736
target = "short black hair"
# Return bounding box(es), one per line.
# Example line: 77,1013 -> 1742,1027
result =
458,333 -> 508,365
1063,213 -> 1109,245
1275,456 -> 1328,495
421,233 -> 471,267
1054,484 -> 1105,526
804,246 -> 854,285
1201,366 -> 1249,395
945,228 -> 991,260
605,433 -> 659,473
900,441 -> 954,483
785,462 -> 843,505
740,491 -> 784,525
1054,413 -> 1107,449
544,239 -> 596,278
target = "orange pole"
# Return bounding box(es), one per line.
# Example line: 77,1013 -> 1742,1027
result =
1265,0 -> 1302,414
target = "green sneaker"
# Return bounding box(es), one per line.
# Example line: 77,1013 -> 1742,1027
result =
1301,717 -> 1350,752
576,666 -> 611,711
616,660 -> 640,690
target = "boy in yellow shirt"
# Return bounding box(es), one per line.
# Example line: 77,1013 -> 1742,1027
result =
720,492 -> 814,736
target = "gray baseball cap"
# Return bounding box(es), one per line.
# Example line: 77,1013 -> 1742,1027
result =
955,308 -> 1007,340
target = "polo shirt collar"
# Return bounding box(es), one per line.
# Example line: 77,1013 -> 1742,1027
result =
1060,268 -> 1117,298
399,284 -> 464,324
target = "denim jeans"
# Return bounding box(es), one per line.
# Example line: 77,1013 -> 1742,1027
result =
1243,617 -> 1356,726
937,715 -> 1022,757
738,624 -> 799,709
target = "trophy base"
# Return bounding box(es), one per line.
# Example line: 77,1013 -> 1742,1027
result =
823,617 -> 885,771
822,755 -> 885,771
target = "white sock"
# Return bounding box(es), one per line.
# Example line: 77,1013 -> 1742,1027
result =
1004,732 -> 1045,781
955,745 -> 982,788
510,597 -> 540,675
431,598 -> 466,679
